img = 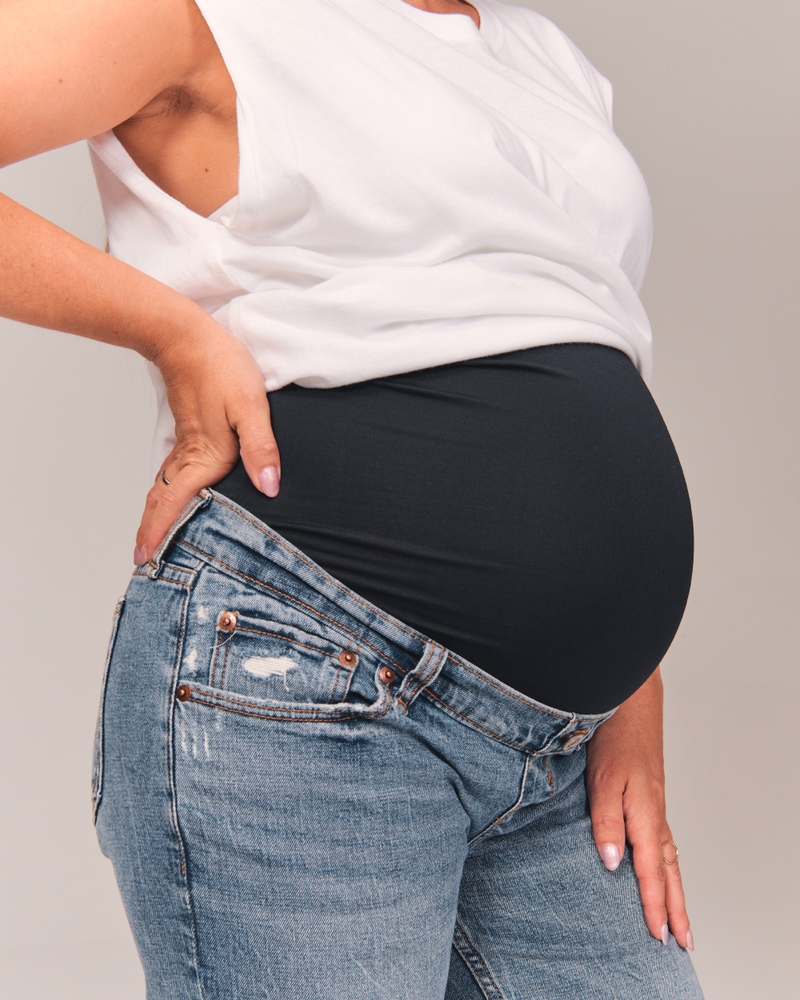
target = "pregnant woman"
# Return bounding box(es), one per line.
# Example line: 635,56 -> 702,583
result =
0,0 -> 702,996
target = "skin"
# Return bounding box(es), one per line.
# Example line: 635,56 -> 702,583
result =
0,0 -> 692,952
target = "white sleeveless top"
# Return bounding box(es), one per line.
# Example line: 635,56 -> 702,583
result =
88,0 -> 654,466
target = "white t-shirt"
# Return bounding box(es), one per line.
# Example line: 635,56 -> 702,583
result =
88,0 -> 654,467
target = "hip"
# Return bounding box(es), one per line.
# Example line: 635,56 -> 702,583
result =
91,494 -> 701,997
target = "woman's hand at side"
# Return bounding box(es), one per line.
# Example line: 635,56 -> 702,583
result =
135,320 -> 280,565
0,192 -> 280,565
586,667 -> 694,951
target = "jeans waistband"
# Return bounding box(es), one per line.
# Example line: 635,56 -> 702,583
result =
147,489 -> 614,756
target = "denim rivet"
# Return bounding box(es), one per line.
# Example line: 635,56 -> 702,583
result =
176,685 -> 191,702
339,651 -> 357,667
218,611 -> 237,632
379,666 -> 397,685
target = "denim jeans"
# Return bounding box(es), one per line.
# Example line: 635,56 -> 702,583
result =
93,489 -> 703,999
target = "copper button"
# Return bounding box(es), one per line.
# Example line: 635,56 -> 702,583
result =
176,685 -> 191,702
339,650 -> 357,667
218,611 -> 237,631
562,728 -> 589,751
379,666 -> 397,685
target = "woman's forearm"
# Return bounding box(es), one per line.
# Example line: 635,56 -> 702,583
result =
1,188 -> 281,562
591,667 -> 665,780
0,190 -> 210,361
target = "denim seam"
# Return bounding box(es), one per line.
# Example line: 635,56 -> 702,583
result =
186,698 -> 357,722
467,753 -> 532,846
180,874 -> 208,1000
133,568 -> 193,588
209,629 -> 227,688
217,630 -> 234,690
167,587 -> 193,879
190,688 -> 360,714
175,538 -> 406,672
330,655 -> 350,702
452,922 -> 506,1000
234,625 -> 347,657
183,688 -> 392,723
92,596 -> 126,823
167,584 -> 208,1000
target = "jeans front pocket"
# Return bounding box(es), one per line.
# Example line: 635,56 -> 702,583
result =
175,587 -> 398,723
91,595 -> 126,822
208,610 -> 357,705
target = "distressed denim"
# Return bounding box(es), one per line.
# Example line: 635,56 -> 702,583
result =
93,489 -> 703,1000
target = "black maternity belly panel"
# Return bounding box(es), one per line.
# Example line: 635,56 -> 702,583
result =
215,343 -> 693,714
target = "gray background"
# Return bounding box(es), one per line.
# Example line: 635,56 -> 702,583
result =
1,0 -> 797,996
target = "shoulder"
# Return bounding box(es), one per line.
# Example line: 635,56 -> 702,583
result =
0,0 -> 207,166
482,1 -> 614,124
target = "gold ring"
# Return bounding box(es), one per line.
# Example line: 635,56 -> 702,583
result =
661,840 -> 679,866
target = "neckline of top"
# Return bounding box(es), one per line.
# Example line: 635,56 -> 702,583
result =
397,0 -> 480,28
379,0 -> 481,33
376,0 -> 504,52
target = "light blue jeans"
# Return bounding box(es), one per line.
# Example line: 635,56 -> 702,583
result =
93,489 -> 703,999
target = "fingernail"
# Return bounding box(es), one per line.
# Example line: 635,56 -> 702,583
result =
259,465 -> 280,497
661,923 -> 670,946
133,545 -> 147,565
599,844 -> 621,871
686,930 -> 695,952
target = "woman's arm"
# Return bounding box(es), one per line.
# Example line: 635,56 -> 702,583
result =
586,667 -> 694,950
0,194 -> 281,561
0,0 -> 280,560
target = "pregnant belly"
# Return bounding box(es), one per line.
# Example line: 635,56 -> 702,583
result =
214,343 -> 693,714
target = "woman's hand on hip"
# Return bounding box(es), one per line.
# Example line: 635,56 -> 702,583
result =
585,667 -> 694,951
134,322 -> 280,564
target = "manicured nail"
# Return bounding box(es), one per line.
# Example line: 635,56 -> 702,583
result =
599,844 -> 621,871
661,923 -> 670,946
259,465 -> 280,497
133,545 -> 147,565
686,930 -> 695,952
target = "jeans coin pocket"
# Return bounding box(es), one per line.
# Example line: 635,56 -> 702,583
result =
91,595 -> 126,823
206,610 -> 358,706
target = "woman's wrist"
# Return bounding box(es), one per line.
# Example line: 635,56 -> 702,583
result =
0,191 -> 220,362
590,669 -> 664,775
140,300 -> 233,372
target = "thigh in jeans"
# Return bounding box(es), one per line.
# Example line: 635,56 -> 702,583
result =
98,542 -> 475,1000
446,767 -> 704,1000
174,572 -> 469,999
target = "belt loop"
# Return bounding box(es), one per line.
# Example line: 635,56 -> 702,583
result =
395,641 -> 448,713
147,490 -> 213,580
